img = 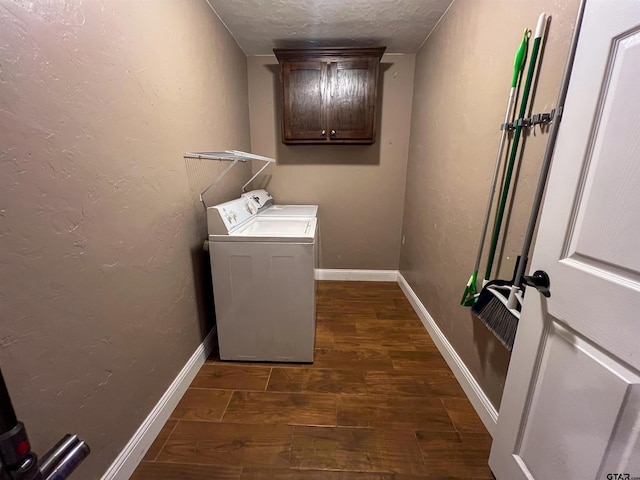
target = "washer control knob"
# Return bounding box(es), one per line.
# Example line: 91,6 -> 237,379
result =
246,201 -> 258,214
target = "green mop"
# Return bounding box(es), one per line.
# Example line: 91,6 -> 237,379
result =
461,29 -> 529,307
482,13 -> 545,295
472,13 -> 547,347
473,4 -> 587,350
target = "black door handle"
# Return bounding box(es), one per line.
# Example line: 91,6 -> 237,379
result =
523,270 -> 551,298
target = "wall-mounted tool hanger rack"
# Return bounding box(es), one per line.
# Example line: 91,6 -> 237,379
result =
183,150 -> 275,207
501,108 -> 556,131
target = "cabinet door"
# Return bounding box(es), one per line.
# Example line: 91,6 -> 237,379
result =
281,61 -> 328,142
327,58 -> 378,142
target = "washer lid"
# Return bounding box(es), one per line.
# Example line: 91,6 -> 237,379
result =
260,204 -> 318,217
212,217 -> 317,243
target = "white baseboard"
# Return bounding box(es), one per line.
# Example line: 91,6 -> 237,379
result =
397,273 -> 498,436
315,269 -> 399,282
101,328 -> 217,480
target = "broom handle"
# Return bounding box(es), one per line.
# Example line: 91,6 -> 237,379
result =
473,31 -> 529,274
512,0 -> 587,288
484,13 -> 546,282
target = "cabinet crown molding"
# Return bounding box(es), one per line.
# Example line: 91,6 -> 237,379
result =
274,47 -> 386,62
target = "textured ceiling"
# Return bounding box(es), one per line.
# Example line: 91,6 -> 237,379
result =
206,0 -> 454,55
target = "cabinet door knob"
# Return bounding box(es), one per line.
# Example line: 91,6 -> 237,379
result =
330,129 -> 336,136
322,129 -> 326,136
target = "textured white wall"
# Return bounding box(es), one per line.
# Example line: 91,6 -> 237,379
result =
0,0 -> 250,476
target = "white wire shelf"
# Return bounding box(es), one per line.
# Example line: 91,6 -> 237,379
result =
184,150 -> 275,163
183,150 -> 275,205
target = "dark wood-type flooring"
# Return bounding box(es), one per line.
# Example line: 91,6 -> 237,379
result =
132,281 -> 493,479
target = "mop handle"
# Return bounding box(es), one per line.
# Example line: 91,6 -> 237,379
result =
472,30 -> 529,273
484,13 -> 546,282
513,1 -> 587,288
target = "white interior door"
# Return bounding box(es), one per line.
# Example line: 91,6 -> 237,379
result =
490,1 -> 640,479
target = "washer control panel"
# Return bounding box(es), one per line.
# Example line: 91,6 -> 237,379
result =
241,189 -> 273,210
207,197 -> 257,235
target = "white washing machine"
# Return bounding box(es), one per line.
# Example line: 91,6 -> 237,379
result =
207,196 -> 318,362
241,189 -> 318,217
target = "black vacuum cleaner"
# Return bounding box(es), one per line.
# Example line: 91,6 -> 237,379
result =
0,369 -> 89,480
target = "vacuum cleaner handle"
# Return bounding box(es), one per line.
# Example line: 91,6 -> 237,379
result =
0,370 -> 41,480
0,370 -> 90,480
0,372 -> 18,434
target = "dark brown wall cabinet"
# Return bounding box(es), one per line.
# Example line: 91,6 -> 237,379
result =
274,47 -> 386,145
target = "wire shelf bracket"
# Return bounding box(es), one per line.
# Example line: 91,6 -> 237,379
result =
183,150 -> 275,205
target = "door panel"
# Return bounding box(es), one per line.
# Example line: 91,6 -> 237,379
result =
516,320 -> 639,479
569,28 -> 640,274
490,2 -> 640,479
541,13 -> 640,365
328,58 -> 378,141
597,384 -> 640,476
282,60 -> 327,141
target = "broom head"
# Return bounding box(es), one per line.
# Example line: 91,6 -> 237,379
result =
471,280 -> 521,350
